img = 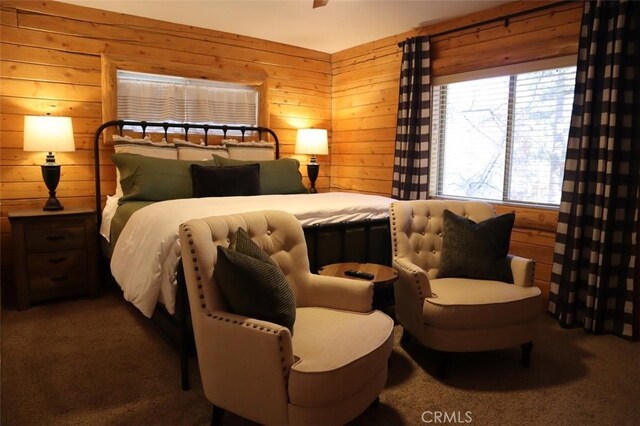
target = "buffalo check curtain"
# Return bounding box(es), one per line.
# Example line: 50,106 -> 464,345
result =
549,0 -> 640,339
392,36 -> 431,200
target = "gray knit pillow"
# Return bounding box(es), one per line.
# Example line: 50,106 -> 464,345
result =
214,228 -> 296,333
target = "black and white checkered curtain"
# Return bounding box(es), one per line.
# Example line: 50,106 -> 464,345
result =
549,0 -> 640,339
392,36 -> 431,200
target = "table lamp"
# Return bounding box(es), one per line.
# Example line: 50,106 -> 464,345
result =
23,114 -> 75,211
295,128 -> 328,193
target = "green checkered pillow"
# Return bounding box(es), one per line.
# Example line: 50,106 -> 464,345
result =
214,228 -> 296,333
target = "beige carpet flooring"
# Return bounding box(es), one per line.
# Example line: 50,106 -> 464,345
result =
2,288 -> 639,426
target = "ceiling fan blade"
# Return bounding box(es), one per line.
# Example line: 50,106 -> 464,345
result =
313,0 -> 328,8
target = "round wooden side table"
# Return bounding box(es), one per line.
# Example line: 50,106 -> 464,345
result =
318,262 -> 398,309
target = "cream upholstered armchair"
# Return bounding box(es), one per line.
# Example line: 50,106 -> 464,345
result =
390,200 -> 542,376
179,210 -> 394,425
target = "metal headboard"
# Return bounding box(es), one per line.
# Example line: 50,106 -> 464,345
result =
93,120 -> 280,226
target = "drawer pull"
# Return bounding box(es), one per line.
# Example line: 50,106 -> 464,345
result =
50,276 -> 69,282
46,235 -> 66,241
49,257 -> 68,264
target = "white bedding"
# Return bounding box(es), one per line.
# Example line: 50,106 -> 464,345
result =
100,194 -> 121,242
110,192 -> 394,317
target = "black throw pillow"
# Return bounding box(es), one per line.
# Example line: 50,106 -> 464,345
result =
438,209 -> 515,283
214,228 -> 296,334
191,163 -> 260,197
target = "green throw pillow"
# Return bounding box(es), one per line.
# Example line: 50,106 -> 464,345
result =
113,153 -> 216,203
214,228 -> 296,334
212,155 -> 308,195
438,209 -> 515,283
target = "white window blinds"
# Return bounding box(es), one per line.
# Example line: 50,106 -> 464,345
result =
430,64 -> 576,206
117,71 -> 258,126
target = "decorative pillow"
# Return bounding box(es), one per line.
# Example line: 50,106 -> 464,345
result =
173,137 -> 205,145
214,228 -> 296,334
437,209 -> 515,283
212,155 -> 308,195
190,164 -> 260,198
112,135 -> 177,197
112,153 -> 215,203
224,140 -> 275,161
174,140 -> 229,161
113,135 -> 176,158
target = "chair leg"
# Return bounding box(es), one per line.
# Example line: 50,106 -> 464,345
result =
211,404 -> 225,426
400,329 -> 411,345
436,351 -> 451,379
521,342 -> 534,368
370,396 -> 380,408
180,351 -> 190,391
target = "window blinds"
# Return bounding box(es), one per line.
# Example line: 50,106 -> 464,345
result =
117,71 -> 258,127
430,65 -> 576,206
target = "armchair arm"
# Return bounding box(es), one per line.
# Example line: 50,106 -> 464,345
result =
509,254 -> 535,287
393,258 -> 431,298
298,273 -> 373,313
393,258 -> 431,339
194,310 -> 294,424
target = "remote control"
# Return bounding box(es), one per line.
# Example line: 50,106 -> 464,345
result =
344,269 -> 375,280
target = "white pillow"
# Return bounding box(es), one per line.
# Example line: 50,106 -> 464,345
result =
224,140 -> 275,161
173,139 -> 229,161
112,135 -> 177,197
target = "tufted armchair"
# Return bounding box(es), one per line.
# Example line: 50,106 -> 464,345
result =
179,210 -> 394,425
390,200 -> 542,376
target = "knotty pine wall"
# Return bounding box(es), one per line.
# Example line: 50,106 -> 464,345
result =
0,1 -> 331,288
1,0 -> 582,302
331,1 -> 583,299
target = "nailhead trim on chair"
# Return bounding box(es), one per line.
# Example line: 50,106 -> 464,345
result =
390,204 -> 399,257
182,224 -> 207,309
390,203 -> 427,302
209,312 -> 290,387
394,259 -> 425,301
182,222 -> 291,387
528,262 -> 536,286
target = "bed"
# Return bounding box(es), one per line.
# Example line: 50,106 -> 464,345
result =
93,120 -> 394,390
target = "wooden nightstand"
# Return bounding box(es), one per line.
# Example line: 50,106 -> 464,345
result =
9,208 -> 99,310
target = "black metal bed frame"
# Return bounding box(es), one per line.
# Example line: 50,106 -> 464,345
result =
93,120 -> 280,226
93,120 -> 391,391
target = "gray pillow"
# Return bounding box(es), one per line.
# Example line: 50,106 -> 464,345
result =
438,210 -> 515,283
214,228 -> 296,333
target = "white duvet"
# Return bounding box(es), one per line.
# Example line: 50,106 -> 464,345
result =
110,192 -> 394,317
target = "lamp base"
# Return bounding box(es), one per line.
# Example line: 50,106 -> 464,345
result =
43,196 -> 64,211
41,156 -> 64,211
307,163 -> 319,194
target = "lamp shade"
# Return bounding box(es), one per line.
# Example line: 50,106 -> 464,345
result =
295,128 -> 328,155
24,115 -> 75,153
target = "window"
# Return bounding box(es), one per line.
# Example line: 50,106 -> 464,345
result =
117,71 -> 258,128
430,62 -> 576,206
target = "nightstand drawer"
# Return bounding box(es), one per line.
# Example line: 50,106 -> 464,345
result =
27,249 -> 87,277
29,271 -> 87,300
25,226 -> 86,251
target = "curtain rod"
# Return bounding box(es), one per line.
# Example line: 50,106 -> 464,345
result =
398,1 -> 572,48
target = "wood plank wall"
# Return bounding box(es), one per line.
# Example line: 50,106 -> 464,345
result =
330,1 -> 583,299
0,0 -> 331,289
1,0 -> 582,302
